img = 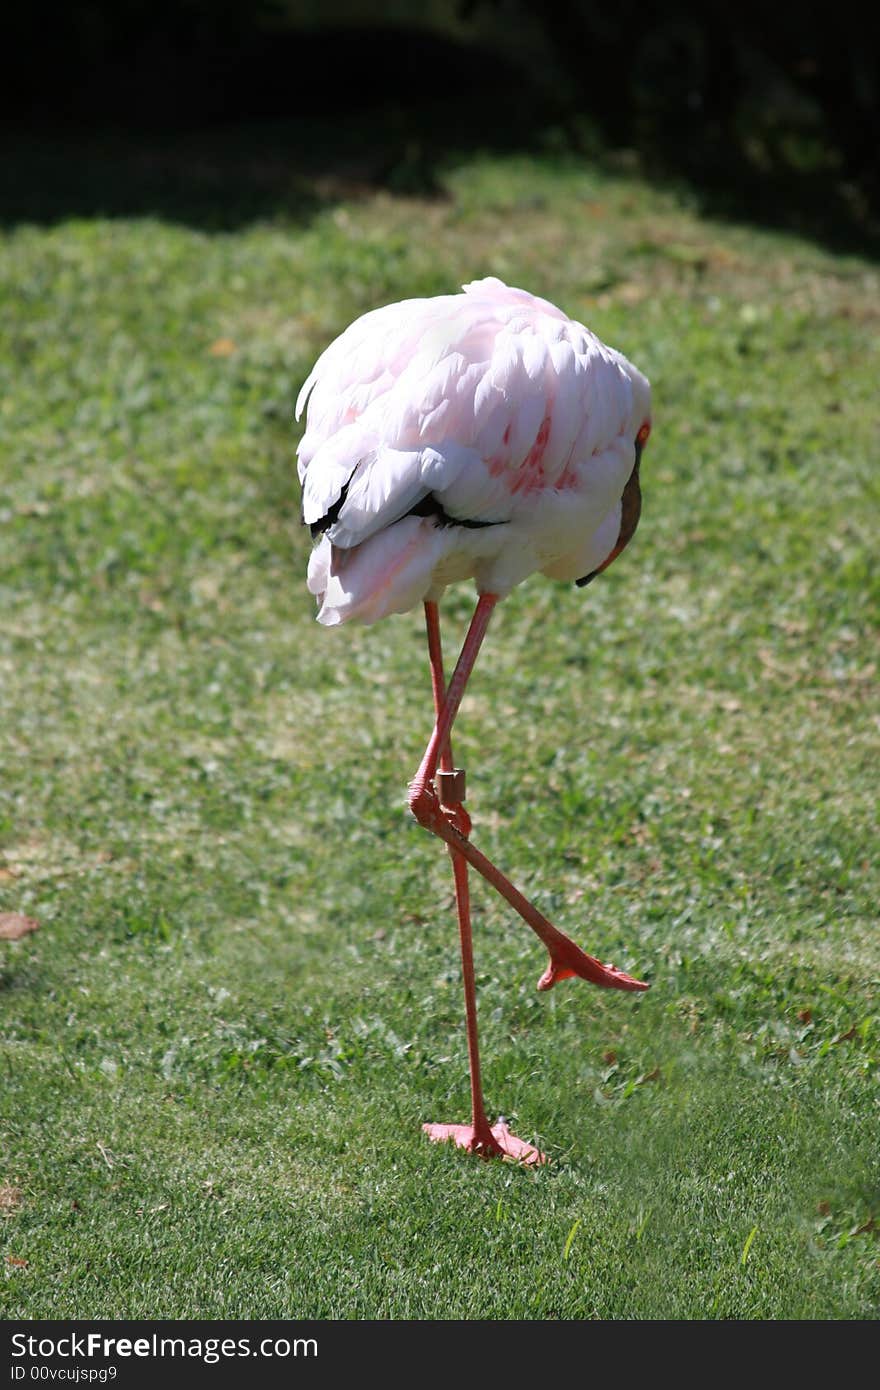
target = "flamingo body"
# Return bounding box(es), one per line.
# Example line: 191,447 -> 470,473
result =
296,278 -> 652,1164
297,277 -> 650,624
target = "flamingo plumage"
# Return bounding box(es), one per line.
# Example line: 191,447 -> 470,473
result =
296,277 -> 652,1164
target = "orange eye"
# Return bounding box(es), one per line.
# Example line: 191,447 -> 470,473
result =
636,420 -> 652,446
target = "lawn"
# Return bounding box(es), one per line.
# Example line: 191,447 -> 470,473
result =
1,127 -> 878,1319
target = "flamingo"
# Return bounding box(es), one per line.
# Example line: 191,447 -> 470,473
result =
296,277 -> 651,1164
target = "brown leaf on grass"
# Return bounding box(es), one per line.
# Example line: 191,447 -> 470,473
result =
797,1008 -> 812,1024
0,1184 -> 23,1214
616,282 -> 648,306
0,913 -> 39,941
832,1026 -> 857,1044
209,337 -> 237,357
5,1256 -> 28,1268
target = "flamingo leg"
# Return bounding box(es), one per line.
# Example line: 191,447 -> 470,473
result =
420,601 -> 543,1164
424,598 -> 455,779
409,595 -> 649,997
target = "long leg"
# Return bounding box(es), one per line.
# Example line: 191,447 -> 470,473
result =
424,599 -> 455,778
424,601 -> 490,1143
410,594 -> 498,805
420,600 -> 544,1164
410,595 -> 649,996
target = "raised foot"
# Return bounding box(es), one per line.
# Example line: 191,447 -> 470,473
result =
423,1119 -> 546,1166
537,942 -> 650,994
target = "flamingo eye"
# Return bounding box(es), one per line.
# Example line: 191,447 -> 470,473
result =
636,420 -> 651,447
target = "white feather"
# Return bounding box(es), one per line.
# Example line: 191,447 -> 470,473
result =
296,277 -> 651,624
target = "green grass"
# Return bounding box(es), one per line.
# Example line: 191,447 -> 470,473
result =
1,133 -> 878,1319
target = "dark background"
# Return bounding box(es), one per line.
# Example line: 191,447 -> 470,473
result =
2,1 -> 877,253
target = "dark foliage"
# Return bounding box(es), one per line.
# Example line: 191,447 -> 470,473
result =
2,2 -> 877,253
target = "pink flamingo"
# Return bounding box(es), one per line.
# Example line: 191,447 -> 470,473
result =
297,277 -> 651,1164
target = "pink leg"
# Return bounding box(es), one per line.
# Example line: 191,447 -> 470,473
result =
419,601 -> 545,1165
424,598 -> 455,778
409,596 -> 649,996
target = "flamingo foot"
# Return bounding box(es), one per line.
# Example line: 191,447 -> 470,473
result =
423,1119 -> 546,1166
537,941 -> 649,994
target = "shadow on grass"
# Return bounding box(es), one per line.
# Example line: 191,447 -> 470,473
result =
2,124 -> 877,266
3,109 -> 879,266
1,14 -> 877,262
